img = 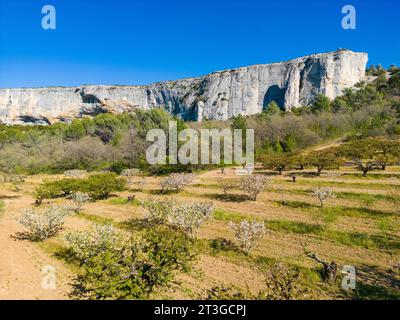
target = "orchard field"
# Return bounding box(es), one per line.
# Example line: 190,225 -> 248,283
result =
0,165 -> 399,300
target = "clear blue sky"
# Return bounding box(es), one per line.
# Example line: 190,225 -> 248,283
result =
0,0 -> 399,88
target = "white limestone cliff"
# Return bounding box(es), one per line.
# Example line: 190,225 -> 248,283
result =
0,50 -> 368,125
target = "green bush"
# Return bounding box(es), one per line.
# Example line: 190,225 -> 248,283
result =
34,179 -> 79,200
66,223 -> 197,300
140,225 -> 198,296
84,173 -> 126,199
35,173 -> 126,201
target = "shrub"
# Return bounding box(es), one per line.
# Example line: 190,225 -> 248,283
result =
229,220 -> 266,254
120,168 -> 141,186
311,94 -> 331,113
142,198 -> 214,236
239,174 -> 271,201
84,173 -> 126,199
140,225 -> 198,295
65,223 -> 197,300
217,178 -> 237,195
142,198 -> 175,224
69,191 -> 91,213
34,179 -> 76,201
134,178 -> 147,190
65,224 -> 140,299
160,173 -> 195,192
259,263 -> 306,300
35,173 -> 126,201
265,101 -> 281,115
312,187 -> 336,207
17,205 -> 70,241
65,224 -> 132,265
124,176 -> 147,190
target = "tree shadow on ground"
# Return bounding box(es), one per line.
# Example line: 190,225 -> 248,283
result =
127,188 -> 144,193
330,231 -> 400,250
148,189 -> 179,195
275,200 -> 394,220
347,265 -> 400,300
10,232 -> 33,241
288,171 -> 320,177
209,238 -> 241,254
259,172 -> 280,177
204,193 -> 251,203
54,247 -> 78,265
340,206 -> 393,218
275,200 -> 317,209
0,194 -> 21,200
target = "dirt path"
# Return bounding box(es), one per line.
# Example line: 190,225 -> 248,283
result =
0,193 -> 72,300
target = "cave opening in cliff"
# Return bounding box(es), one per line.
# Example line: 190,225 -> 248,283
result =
263,85 -> 285,110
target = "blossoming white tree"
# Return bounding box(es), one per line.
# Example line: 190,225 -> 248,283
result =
134,178 -> 147,190
143,198 -> 213,236
240,175 -> 272,201
17,205 -> 70,241
160,173 -> 195,192
65,223 -> 130,263
121,169 -> 147,190
70,191 -> 91,213
229,220 -> 266,254
312,187 -> 336,207
218,178 -> 237,195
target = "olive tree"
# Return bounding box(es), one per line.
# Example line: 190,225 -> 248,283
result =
262,153 -> 294,175
306,149 -> 344,176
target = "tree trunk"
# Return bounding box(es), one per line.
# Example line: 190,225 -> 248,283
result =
324,261 -> 338,283
305,252 -> 338,282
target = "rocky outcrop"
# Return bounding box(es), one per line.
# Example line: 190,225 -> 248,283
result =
0,50 -> 367,125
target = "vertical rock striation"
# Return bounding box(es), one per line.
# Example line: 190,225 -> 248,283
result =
0,50 -> 367,125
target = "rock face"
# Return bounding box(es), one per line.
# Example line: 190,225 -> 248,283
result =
0,50 -> 367,125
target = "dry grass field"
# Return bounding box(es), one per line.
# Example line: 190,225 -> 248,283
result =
0,167 -> 399,300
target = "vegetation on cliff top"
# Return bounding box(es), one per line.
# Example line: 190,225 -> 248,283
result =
0,65 -> 399,174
